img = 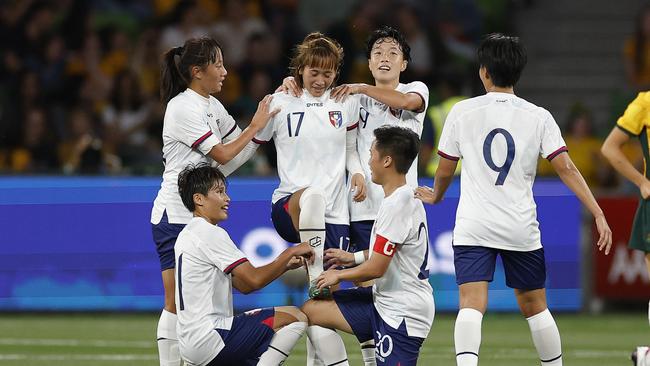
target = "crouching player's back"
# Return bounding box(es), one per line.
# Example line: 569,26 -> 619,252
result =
174,163 -> 314,366
301,125 -> 434,366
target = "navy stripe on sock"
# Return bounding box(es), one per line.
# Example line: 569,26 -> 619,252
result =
268,345 -> 288,357
328,359 -> 348,366
541,354 -> 562,363
361,344 -> 375,349
456,351 -> 478,357
299,228 -> 325,231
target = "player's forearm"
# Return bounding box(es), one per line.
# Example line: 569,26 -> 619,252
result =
244,250 -> 296,292
432,172 -> 454,203
346,130 -> 364,176
336,262 -> 383,283
360,84 -> 423,112
218,141 -> 259,176
601,145 -> 647,188
555,159 -> 604,218
213,125 -> 259,163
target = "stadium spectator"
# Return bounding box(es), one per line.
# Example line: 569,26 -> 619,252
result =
151,36 -> 278,366
415,34 -> 612,366
174,163 -> 312,366
303,126 -> 434,366
10,108 -> 59,173
601,91 -> 650,365
59,107 -> 116,175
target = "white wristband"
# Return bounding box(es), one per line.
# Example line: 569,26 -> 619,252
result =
354,251 -> 365,265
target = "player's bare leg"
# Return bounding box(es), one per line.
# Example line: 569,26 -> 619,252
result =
257,306 -> 308,366
158,269 -> 181,366
455,281 -> 487,366
287,187 -> 331,299
302,299 -> 351,366
515,288 -> 562,366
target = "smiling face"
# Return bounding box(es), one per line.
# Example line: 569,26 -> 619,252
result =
195,48 -> 227,95
368,38 -> 406,84
300,65 -> 336,97
194,180 -> 230,224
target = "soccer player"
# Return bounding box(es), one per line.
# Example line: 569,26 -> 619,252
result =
301,125 -> 434,366
152,37 -> 279,366
174,163 -> 313,366
601,92 -> 650,365
281,27 -> 429,365
415,34 -> 612,366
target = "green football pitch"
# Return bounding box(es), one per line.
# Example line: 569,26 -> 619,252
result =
0,312 -> 646,365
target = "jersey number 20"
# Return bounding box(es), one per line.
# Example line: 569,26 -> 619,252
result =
482,128 -> 515,185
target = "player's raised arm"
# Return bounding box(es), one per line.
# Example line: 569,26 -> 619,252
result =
331,83 -> 425,112
550,152 -> 612,254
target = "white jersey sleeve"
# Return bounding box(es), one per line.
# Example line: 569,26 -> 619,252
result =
167,103 -> 220,155
405,81 -> 429,115
373,197 -> 412,245
436,105 -> 462,160
199,227 -> 247,273
539,111 -> 567,159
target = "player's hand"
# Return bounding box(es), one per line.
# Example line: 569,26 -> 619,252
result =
330,83 -> 366,103
640,180 -> 650,199
286,256 -> 304,270
275,76 -> 302,97
316,269 -> 341,289
595,214 -> 612,255
250,94 -> 281,131
415,186 -> 438,204
350,173 -> 367,202
324,248 -> 355,268
291,242 -> 315,264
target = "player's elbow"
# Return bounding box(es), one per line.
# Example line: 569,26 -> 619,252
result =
208,145 -> 235,165
366,265 -> 387,280
600,143 -> 615,162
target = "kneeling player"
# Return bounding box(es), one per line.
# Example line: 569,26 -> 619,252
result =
301,126 -> 435,366
174,163 -> 314,366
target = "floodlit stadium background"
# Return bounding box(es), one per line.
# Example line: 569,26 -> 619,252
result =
0,1 -> 649,365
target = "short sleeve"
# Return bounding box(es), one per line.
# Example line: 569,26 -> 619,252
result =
168,104 -> 220,155
539,112 -> 568,160
405,81 -> 429,114
617,93 -> 649,136
374,196 -> 412,245
436,104 -> 461,160
213,100 -> 239,142
199,227 -> 248,274
346,94 -> 361,130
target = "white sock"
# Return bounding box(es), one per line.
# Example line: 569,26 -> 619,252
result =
157,309 -> 181,366
455,308 -> 482,366
299,187 -> 326,283
307,336 -> 325,366
306,326 -> 349,366
258,322 -> 306,366
360,339 -> 377,365
527,308 -> 562,365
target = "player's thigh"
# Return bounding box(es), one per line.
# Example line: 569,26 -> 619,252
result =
514,288 -> 548,318
349,220 -> 374,252
302,299 -> 353,334
274,305 -> 307,330
375,319 -> 425,366
458,281 -> 489,313
271,194 -> 301,243
286,188 -> 306,229
209,308 -> 276,365
161,269 -> 176,311
453,245 -> 495,312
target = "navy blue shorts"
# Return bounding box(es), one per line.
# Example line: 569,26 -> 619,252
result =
207,308 -> 276,366
453,245 -> 547,290
271,195 -> 350,251
334,287 -> 425,366
151,211 -> 185,271
349,220 -> 374,252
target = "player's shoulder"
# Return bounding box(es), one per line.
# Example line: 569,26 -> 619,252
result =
167,90 -> 201,115
271,91 -> 299,106
385,185 -> 416,208
510,95 -> 554,122
187,217 -> 227,240
399,80 -> 429,93
630,91 -> 650,109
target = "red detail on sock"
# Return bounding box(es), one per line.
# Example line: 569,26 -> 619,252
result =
261,316 -> 275,329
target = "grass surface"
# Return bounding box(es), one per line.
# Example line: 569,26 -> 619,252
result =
0,312 -> 646,365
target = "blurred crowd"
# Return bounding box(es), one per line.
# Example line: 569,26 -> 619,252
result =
0,0 -> 643,194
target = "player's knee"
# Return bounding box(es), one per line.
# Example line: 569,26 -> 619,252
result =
299,186 -> 326,209
301,300 -> 319,324
282,305 -> 308,323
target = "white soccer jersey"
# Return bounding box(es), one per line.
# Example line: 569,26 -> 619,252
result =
174,217 -> 248,366
151,89 -> 238,225
350,81 -> 429,221
370,185 -> 434,338
437,92 -> 567,251
254,90 -> 360,225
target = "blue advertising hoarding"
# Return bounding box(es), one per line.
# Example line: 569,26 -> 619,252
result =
0,177 -> 580,311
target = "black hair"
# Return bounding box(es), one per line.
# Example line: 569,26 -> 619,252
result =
366,26 -> 411,63
373,125 -> 419,174
177,163 -> 227,212
477,33 -> 527,88
160,37 -> 223,103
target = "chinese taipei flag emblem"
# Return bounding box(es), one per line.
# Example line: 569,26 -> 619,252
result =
329,111 -> 343,128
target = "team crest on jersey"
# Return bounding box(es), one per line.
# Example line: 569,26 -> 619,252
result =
329,111 -> 343,128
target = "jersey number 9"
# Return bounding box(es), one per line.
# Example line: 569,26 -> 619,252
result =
482,128 -> 515,186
